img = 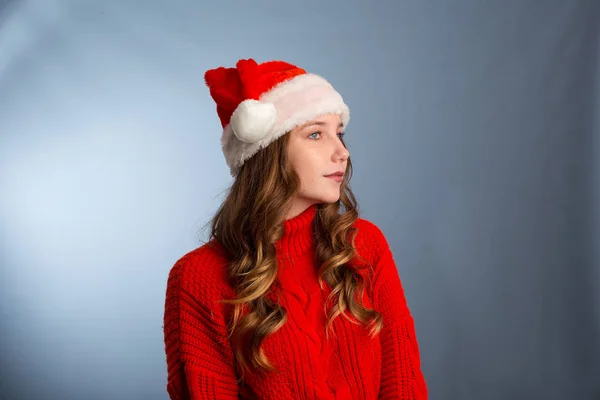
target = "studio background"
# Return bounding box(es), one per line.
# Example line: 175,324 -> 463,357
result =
1,1 -> 599,399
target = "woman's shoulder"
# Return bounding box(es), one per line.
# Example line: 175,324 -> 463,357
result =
353,216 -> 388,249
352,216 -> 390,264
166,239 -> 235,301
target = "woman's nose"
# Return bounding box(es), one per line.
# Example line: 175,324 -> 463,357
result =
335,145 -> 350,162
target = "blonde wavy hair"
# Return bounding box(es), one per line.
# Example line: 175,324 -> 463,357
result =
208,131 -> 383,377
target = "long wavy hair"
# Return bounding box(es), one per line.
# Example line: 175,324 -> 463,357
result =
208,130 -> 383,377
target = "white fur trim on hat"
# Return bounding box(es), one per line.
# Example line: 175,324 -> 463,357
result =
221,73 -> 350,176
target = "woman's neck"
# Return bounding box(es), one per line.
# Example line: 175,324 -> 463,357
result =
274,203 -> 318,258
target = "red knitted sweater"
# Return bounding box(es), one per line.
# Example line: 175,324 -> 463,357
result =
163,204 -> 427,399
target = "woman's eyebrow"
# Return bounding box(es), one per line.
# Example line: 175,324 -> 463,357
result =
301,121 -> 345,129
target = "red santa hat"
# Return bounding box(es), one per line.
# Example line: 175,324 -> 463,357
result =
204,58 -> 350,176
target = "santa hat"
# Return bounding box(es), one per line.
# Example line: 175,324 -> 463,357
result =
204,58 -> 350,176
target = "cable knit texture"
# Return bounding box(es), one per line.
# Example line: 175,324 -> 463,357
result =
163,204 -> 427,399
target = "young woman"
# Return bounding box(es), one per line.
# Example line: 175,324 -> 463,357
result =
163,58 -> 427,399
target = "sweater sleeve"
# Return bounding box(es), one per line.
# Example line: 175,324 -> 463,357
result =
163,254 -> 240,400
371,228 -> 428,399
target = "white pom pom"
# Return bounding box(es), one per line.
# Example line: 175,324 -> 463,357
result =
230,99 -> 277,143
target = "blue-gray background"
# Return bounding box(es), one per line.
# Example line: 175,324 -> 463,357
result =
1,1 -> 599,399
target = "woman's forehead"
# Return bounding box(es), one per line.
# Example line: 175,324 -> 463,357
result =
297,114 -> 343,130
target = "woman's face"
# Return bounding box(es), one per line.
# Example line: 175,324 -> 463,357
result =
286,113 -> 349,216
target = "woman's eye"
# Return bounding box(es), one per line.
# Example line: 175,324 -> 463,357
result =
308,131 -> 345,140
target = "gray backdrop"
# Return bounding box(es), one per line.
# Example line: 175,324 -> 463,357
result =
1,1 -> 599,399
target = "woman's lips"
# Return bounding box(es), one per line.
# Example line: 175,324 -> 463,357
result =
325,174 -> 343,182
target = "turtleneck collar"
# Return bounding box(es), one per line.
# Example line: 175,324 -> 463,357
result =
274,203 -> 318,258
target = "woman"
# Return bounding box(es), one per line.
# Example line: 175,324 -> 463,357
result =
163,58 -> 427,399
